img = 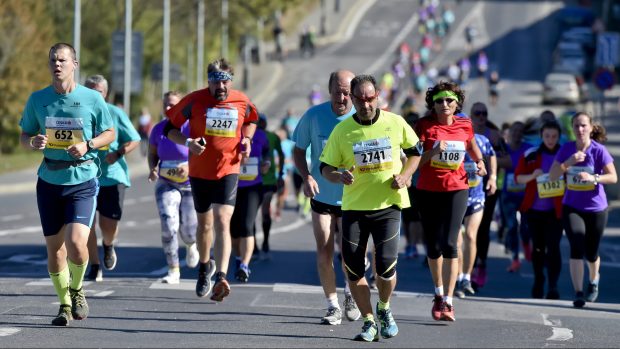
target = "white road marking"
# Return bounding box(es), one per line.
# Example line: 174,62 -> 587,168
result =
541,313 -> 573,341
93,290 -> 114,297
4,254 -> 47,265
1,214 -> 23,222
0,226 -> 41,236
0,328 -> 21,337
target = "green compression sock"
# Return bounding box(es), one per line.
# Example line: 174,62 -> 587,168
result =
378,299 -> 390,311
49,267 -> 71,305
68,259 -> 88,290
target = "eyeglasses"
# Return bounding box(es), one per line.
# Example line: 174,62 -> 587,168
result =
434,98 -> 456,105
352,93 -> 379,104
473,111 -> 488,116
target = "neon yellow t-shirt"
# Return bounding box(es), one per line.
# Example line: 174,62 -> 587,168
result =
319,110 -> 419,211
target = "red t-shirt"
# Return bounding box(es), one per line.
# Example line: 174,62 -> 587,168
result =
166,88 -> 259,180
415,116 -> 474,192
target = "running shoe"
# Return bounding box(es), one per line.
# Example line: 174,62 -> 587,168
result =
162,268 -> 180,284
461,279 -> 475,296
103,243 -> 117,270
585,283 -> 599,303
573,291 -> 586,308
506,259 -> 521,273
320,307 -> 342,325
546,287 -> 560,300
440,302 -> 455,321
354,320 -> 378,342
210,277 -> 231,302
431,295 -> 443,321
85,264 -> 103,282
454,281 -> 465,299
235,264 -> 251,283
376,303 -> 398,338
69,287 -> 89,320
186,243 -> 199,268
343,294 -> 361,321
196,259 -> 216,298
51,304 -> 73,326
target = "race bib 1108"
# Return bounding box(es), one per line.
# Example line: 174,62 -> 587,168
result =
430,140 -> 465,170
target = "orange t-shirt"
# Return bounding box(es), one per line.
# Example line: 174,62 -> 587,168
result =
166,88 -> 259,180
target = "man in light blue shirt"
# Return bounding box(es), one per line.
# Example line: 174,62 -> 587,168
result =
19,43 -> 115,326
84,75 -> 141,282
292,70 -> 359,325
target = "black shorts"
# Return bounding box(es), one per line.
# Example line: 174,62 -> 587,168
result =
293,172 -> 303,190
37,178 -> 99,236
262,184 -> 278,195
189,174 -> 238,213
402,186 -> 421,224
231,184 -> 264,238
311,199 -> 342,217
96,184 -> 126,220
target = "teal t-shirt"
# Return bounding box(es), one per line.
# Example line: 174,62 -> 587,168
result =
97,103 -> 141,187
292,101 -> 356,206
19,85 -> 114,185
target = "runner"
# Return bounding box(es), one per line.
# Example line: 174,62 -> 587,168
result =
414,81 -> 486,322
292,70 -> 361,325
515,121 -> 564,299
83,75 -> 141,282
455,130 -> 496,299
320,74 -> 420,341
19,43 -> 115,326
550,111 -> 617,308
231,122 -> 270,283
148,91 -> 199,284
164,58 -> 259,302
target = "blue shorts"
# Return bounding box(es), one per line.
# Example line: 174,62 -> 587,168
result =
96,184 -> 126,220
36,178 -> 99,236
465,200 -> 485,217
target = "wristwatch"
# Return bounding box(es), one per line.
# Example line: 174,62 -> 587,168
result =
594,174 -> 600,185
86,140 -> 96,151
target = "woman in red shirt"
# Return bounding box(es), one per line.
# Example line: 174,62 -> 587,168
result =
414,81 -> 486,322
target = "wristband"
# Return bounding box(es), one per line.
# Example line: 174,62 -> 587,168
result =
594,174 -> 600,185
29,137 -> 35,149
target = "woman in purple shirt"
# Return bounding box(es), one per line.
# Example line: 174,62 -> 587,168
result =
550,111 -> 617,308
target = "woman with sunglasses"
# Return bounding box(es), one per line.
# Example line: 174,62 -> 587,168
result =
514,121 -> 564,299
414,81 -> 486,321
550,111 -> 617,308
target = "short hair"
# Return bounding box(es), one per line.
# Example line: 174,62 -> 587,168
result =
84,75 -> 108,91
49,42 -> 77,61
350,74 -> 377,94
425,80 -> 465,115
207,58 -> 234,75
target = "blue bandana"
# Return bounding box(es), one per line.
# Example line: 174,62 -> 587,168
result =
208,71 -> 233,82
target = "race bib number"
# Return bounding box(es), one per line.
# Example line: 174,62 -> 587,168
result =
353,137 -> 393,173
159,160 -> 189,183
430,141 -> 465,170
464,162 -> 480,188
536,173 -> 565,198
239,157 -> 259,181
567,166 -> 595,191
45,117 -> 84,149
205,108 -> 238,137
506,173 -> 526,192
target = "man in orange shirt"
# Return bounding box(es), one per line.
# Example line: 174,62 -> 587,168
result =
165,58 -> 258,302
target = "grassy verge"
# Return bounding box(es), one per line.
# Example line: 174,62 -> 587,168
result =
0,151 -> 43,175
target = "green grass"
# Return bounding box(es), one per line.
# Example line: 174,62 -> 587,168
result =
0,151 -> 43,175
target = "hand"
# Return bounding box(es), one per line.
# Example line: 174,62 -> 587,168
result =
434,140 -> 448,155
177,163 -> 189,177
476,160 -> 487,177
105,151 -> 121,164
187,138 -> 206,155
148,168 -> 159,182
241,137 -> 252,159
260,160 -> 271,174
567,151 -> 586,166
577,172 -> 596,183
303,175 -> 320,198
532,168 -> 544,178
391,173 -> 408,189
485,176 -> 497,195
340,166 -> 355,185
67,142 -> 88,159
30,135 -> 48,150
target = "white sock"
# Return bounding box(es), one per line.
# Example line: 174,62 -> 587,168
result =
444,296 -> 453,305
463,273 -> 471,282
344,282 -> 351,296
457,273 -> 464,282
592,274 -> 600,285
435,286 -> 444,296
327,296 -> 340,310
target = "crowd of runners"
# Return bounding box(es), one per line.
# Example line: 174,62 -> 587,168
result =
18,34 -> 617,342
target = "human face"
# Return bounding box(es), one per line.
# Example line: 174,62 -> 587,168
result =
351,82 -> 378,120
572,114 -> 592,142
433,93 -> 457,118
329,76 -> 353,116
471,107 -> 488,129
541,128 -> 559,150
49,48 -> 77,82
163,95 -> 180,113
208,79 -> 232,101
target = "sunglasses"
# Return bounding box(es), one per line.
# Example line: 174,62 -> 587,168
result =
434,98 -> 456,105
473,111 -> 488,116
352,93 -> 379,104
